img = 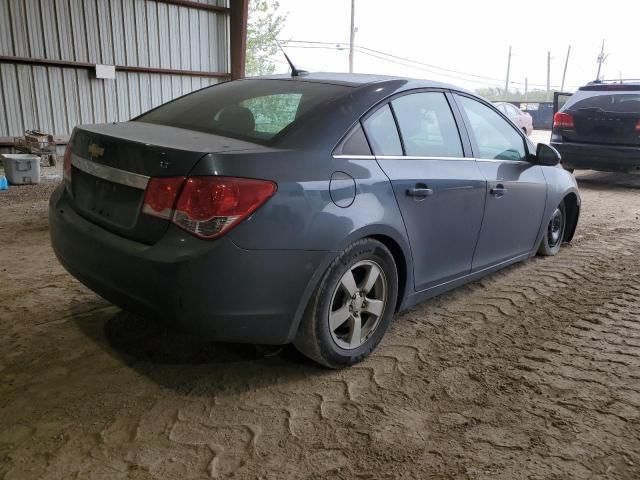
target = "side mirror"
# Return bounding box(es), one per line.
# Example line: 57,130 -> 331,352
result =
535,143 -> 561,166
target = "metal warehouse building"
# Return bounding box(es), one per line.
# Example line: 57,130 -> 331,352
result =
0,0 -> 248,147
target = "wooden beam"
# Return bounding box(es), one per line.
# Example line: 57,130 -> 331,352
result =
0,56 -> 230,79
230,0 -> 249,79
152,0 -> 230,14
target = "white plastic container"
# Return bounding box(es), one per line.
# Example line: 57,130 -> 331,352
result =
1,154 -> 41,185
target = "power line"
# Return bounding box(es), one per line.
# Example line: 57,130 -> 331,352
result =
279,39 -> 582,90
283,39 -> 508,83
353,49 -> 503,87
282,42 -> 503,86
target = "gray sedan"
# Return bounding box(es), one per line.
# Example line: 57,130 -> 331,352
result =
50,73 -> 580,368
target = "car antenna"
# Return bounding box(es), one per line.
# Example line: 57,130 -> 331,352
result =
275,39 -> 308,77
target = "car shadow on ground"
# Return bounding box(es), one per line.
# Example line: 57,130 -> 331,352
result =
575,170 -> 640,190
69,301 -> 329,395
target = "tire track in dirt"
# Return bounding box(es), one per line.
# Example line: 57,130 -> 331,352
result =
2,175 -> 640,479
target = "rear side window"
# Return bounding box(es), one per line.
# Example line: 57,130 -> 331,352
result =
457,95 -> 526,162
362,104 -> 403,156
565,91 -> 640,113
136,79 -> 351,144
335,124 -> 372,156
391,92 -> 463,158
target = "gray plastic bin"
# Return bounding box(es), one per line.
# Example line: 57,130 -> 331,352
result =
1,154 -> 41,185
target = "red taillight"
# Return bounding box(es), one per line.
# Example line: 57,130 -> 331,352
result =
173,177 -> 276,238
63,141 -> 73,183
635,119 -> 640,133
142,176 -> 276,239
553,112 -> 575,129
142,177 -> 186,219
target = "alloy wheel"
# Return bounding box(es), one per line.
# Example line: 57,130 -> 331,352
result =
328,260 -> 387,350
547,207 -> 564,249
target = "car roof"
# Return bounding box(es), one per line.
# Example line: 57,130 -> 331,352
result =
579,80 -> 640,92
244,72 -> 469,92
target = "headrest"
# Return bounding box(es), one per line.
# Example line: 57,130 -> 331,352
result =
217,106 -> 255,134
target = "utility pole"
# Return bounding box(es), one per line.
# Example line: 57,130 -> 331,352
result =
561,45 -> 571,91
504,45 -> 512,97
546,51 -> 551,100
596,39 -> 608,81
348,0 -> 356,73
524,78 -> 528,104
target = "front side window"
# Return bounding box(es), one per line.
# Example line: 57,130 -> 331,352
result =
457,95 -> 527,161
391,92 -> 463,158
362,104 -> 403,156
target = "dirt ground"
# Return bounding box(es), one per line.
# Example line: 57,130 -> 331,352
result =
1,153 -> 640,479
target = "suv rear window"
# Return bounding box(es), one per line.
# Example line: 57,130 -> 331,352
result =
136,80 -> 351,143
565,91 -> 640,113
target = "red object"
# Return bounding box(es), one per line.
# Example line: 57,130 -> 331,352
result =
142,177 -> 186,219
63,141 -> 73,183
553,112 -> 575,129
142,176 -> 276,239
635,119 -> 640,133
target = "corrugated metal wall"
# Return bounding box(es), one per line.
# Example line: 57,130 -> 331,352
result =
0,0 -> 230,137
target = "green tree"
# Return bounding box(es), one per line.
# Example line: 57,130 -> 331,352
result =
246,0 -> 287,76
475,87 -> 558,102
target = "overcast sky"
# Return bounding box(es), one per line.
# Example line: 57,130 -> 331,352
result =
273,0 -> 640,93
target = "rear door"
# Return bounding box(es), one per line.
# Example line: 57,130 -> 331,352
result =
454,94 -> 547,269
366,91 -> 486,292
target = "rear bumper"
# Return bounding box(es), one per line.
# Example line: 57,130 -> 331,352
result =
552,141 -> 640,173
49,186 -> 328,344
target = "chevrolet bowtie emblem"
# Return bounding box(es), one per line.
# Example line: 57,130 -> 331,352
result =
88,143 -> 104,158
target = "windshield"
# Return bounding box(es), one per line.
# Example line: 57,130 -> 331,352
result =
566,91 -> 640,114
135,79 -> 352,144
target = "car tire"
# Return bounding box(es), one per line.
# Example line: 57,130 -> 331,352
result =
294,238 -> 398,368
537,201 -> 566,256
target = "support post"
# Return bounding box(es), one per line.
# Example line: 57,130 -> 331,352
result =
349,0 -> 356,73
504,45 -> 512,96
561,45 -> 571,91
546,51 -> 551,100
230,0 -> 249,79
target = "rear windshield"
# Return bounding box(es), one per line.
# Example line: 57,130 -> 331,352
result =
565,91 -> 640,113
136,79 -> 351,143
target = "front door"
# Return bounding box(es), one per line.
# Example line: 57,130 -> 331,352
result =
454,94 -> 547,269
364,92 -> 486,292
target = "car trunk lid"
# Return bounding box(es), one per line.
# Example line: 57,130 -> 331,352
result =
68,122 -> 260,244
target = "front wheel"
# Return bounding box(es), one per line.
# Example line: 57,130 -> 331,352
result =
294,239 -> 398,368
538,202 -> 566,256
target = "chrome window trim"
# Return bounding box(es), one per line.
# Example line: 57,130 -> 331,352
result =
332,154 -> 376,160
71,154 -> 150,190
375,155 -> 470,161
475,158 -> 530,165
332,154 -> 530,165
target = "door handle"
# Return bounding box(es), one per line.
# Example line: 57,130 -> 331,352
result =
490,184 -> 507,197
406,187 -> 434,198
